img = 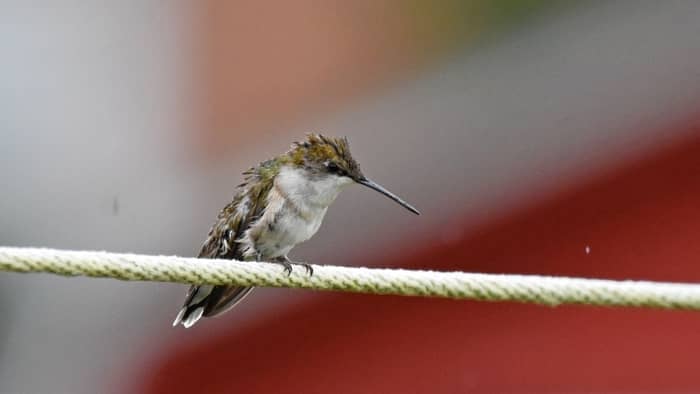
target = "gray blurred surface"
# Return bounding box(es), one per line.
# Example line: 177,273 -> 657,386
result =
0,1 -> 196,392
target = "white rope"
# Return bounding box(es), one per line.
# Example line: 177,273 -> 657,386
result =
1,246 -> 699,310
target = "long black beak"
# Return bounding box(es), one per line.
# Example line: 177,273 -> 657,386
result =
357,178 -> 420,215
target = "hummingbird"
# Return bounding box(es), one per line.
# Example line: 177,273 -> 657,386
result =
173,133 -> 419,328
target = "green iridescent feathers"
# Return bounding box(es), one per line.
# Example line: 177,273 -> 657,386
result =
198,133 -> 358,260
287,133 -> 362,179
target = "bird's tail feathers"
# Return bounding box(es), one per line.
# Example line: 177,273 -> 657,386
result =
172,285 -> 254,328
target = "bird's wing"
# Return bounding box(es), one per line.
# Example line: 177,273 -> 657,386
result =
173,165 -> 275,327
198,164 -> 275,260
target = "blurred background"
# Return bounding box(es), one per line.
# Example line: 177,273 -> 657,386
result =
2,1 -> 700,392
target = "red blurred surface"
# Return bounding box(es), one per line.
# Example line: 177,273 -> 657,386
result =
143,121 -> 700,392
194,1 -> 439,154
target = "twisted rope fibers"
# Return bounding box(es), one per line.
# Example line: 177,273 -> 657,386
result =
1,247 -> 700,310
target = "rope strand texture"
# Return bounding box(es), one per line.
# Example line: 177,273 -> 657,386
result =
1,246 -> 700,310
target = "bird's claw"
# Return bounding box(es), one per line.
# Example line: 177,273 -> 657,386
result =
299,263 -> 314,276
272,258 -> 313,276
276,260 -> 293,276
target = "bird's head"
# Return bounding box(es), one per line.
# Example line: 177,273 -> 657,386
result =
285,133 -> 419,215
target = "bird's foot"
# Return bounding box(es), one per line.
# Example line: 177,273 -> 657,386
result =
273,257 -> 314,276
296,263 -> 314,276
275,259 -> 294,276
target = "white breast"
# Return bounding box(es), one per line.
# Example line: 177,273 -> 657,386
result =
240,166 -> 352,259
275,165 -> 353,208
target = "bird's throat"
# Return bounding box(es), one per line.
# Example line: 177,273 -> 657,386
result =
275,166 -> 351,209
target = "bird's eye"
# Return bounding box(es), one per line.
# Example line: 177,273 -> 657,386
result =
326,162 -> 343,174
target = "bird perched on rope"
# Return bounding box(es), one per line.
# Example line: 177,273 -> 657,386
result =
173,133 -> 419,327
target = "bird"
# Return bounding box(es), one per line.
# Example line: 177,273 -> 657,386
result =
173,133 -> 419,328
